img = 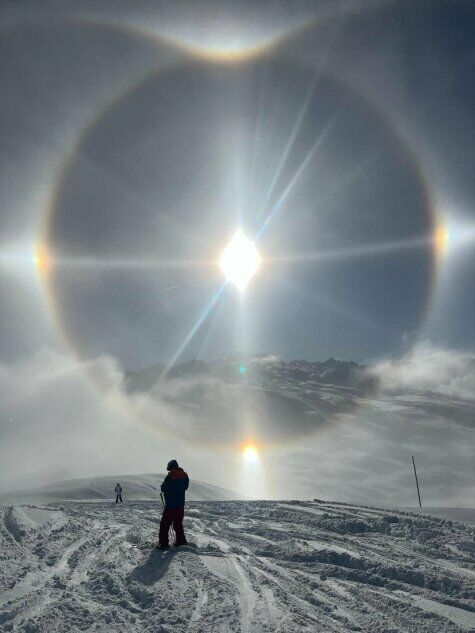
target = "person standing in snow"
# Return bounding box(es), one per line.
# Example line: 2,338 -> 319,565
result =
115,483 -> 123,503
157,460 -> 189,549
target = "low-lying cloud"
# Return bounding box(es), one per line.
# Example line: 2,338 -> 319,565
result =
0,349 -> 129,490
0,348 -> 328,492
0,349 -> 203,492
370,342 -> 475,401
1,344 -> 474,505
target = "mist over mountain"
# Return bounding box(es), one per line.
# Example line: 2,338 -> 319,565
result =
1,346 -> 473,505
125,356 -> 370,393
120,351 -> 475,507
123,356 -> 375,448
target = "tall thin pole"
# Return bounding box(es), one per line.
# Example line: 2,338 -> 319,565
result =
90,481 -> 93,500
412,456 -> 422,508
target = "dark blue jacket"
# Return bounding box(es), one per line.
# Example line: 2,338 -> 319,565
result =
161,467 -> 189,508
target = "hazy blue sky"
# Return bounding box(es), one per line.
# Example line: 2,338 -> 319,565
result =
1,0 -> 475,369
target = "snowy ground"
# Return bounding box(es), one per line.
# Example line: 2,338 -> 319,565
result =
1,500 -> 474,632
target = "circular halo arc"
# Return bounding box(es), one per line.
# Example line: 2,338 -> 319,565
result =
35,16 -> 440,452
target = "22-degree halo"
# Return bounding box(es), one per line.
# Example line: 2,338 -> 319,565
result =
45,53 -> 436,447
219,231 -> 261,291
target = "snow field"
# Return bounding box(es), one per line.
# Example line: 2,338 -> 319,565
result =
0,500 -> 474,632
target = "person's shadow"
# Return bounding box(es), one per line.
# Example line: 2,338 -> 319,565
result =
129,549 -> 176,586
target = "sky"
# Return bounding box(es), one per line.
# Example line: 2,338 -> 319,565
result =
0,0 -> 474,499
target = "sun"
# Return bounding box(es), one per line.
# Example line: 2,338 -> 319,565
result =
219,231 -> 261,291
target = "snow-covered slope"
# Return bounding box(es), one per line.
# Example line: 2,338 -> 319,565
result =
0,474 -> 244,505
400,507 -> 475,526
1,500 -> 474,631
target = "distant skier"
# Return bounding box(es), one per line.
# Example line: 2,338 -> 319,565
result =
157,460 -> 189,549
115,483 -> 123,503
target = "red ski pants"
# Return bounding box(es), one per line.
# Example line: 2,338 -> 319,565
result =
159,507 -> 186,546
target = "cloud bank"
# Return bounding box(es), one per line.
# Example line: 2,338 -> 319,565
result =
0,349 -> 290,494
0,349 -> 217,492
370,342 -> 475,401
0,344 -> 474,506
0,349 -> 130,490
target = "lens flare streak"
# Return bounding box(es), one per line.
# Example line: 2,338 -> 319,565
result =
269,234 -> 434,265
33,255 -> 214,270
255,106 -> 342,242
258,16 -> 344,218
160,281 -> 227,380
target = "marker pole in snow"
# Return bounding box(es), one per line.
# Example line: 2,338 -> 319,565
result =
412,456 -> 422,508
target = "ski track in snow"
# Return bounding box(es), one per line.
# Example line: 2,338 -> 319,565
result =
0,501 -> 474,632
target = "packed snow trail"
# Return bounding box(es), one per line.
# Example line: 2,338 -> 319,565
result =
1,501 -> 474,632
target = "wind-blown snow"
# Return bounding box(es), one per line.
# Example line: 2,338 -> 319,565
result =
1,500 -> 474,631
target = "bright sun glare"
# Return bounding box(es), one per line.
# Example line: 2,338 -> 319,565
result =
242,445 -> 259,463
219,231 -> 261,291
